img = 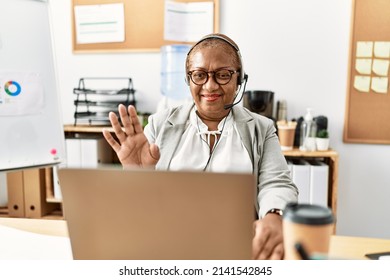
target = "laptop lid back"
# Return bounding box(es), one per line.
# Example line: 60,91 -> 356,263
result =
58,167 -> 255,260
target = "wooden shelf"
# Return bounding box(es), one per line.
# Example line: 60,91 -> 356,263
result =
0,206 -> 63,220
283,149 -> 338,158
0,206 -> 8,218
283,148 -> 339,227
46,197 -> 63,204
64,124 -> 114,134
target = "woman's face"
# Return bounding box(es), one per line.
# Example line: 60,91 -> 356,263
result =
188,46 -> 239,121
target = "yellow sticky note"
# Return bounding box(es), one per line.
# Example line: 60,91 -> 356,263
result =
355,58 -> 372,74
374,42 -> 390,58
354,75 -> 370,92
356,41 -> 373,58
372,59 -> 389,76
371,77 -> 388,94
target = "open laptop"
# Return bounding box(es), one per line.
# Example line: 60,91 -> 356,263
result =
57,167 -> 256,260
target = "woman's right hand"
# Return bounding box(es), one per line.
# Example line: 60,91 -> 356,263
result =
102,104 -> 160,168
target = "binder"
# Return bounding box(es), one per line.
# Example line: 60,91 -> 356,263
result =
308,160 -> 329,207
65,137 -> 112,168
65,138 -> 82,167
6,170 -> 25,217
44,167 -> 54,200
52,165 -> 63,200
23,168 -> 57,218
80,137 -> 112,167
0,172 -> 7,207
290,159 -> 310,204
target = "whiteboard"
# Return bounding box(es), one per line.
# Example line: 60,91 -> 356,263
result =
0,0 -> 65,171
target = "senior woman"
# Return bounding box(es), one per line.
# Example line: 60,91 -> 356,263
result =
103,33 -> 298,260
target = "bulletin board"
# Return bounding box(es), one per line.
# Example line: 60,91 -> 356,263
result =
71,0 -> 220,53
343,0 -> 390,144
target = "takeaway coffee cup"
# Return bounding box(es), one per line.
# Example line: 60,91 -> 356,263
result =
277,121 -> 297,151
283,203 -> 334,260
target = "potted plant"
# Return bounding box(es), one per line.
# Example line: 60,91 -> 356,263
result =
316,129 -> 330,151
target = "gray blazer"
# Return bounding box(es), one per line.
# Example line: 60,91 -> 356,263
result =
144,102 -> 298,217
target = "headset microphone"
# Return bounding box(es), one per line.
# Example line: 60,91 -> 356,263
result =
224,74 -> 249,110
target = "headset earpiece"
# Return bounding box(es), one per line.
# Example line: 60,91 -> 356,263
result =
237,73 -> 248,86
185,74 -> 190,86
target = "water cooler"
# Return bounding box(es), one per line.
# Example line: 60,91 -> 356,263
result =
159,45 -> 192,108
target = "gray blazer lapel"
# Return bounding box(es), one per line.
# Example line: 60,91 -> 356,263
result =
156,103 -> 194,169
232,106 -> 255,161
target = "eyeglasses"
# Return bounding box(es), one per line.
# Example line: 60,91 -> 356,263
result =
187,69 -> 239,86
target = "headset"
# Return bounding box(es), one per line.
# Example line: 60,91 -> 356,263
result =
185,33 -> 247,86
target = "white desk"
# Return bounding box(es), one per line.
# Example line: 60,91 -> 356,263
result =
0,218 -> 72,259
1,217 -> 390,260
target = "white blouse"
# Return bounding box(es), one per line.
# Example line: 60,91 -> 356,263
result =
169,108 -> 253,173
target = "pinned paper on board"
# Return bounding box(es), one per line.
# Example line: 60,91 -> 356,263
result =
356,41 -> 373,57
164,1 -> 214,42
353,75 -> 370,93
372,59 -> 389,76
74,3 -> 125,44
371,77 -> 388,94
374,42 -> 390,58
353,41 -> 389,94
355,58 -> 372,74
0,71 -> 44,116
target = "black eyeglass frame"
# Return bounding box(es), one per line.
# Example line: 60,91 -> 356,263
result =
187,69 -> 240,86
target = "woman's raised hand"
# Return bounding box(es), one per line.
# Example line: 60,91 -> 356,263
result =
102,104 -> 160,168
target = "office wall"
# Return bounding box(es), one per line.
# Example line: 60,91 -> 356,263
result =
49,0 -> 390,239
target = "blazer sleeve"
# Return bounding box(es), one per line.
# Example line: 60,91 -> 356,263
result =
255,117 -> 299,218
